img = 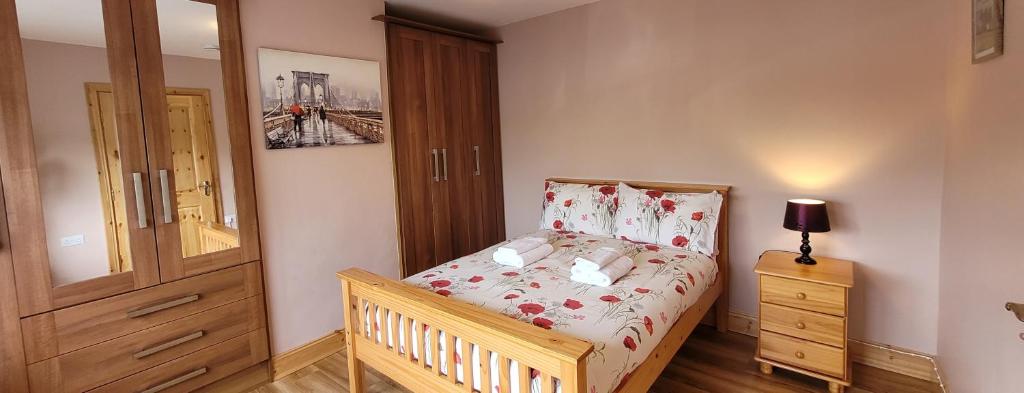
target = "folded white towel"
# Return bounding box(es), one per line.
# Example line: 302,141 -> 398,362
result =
493,237 -> 547,258
570,256 -> 634,287
494,243 -> 554,268
571,247 -> 623,275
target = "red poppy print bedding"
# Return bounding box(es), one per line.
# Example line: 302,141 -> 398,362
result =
402,230 -> 719,393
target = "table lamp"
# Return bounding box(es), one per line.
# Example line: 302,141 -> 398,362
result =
783,199 -> 831,265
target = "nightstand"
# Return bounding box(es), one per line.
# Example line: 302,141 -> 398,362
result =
754,250 -> 855,393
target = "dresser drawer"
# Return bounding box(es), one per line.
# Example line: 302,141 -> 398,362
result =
760,303 -> 845,347
87,329 -> 269,393
27,296 -> 264,392
760,275 -> 845,316
760,331 -> 845,379
22,262 -> 263,363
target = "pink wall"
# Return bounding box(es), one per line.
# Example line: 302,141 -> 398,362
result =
239,0 -> 400,354
938,0 -> 1024,390
496,0 -> 951,353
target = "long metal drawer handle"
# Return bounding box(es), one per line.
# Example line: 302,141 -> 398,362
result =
133,331 -> 205,359
127,294 -> 200,319
431,149 -> 440,182
473,145 -> 481,176
140,367 -> 207,393
158,169 -> 173,224
441,148 -> 448,181
133,172 -> 148,229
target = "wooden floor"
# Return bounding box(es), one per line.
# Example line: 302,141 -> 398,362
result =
249,326 -> 942,393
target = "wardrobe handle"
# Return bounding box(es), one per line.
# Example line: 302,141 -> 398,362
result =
132,172 -> 148,229
159,169 -> 173,224
441,148 -> 448,181
431,149 -> 440,182
133,331 -> 204,359
127,294 -> 200,318
473,145 -> 481,176
140,367 -> 207,393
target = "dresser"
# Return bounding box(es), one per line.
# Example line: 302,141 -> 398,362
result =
382,16 -> 506,277
754,251 -> 854,393
0,0 -> 269,391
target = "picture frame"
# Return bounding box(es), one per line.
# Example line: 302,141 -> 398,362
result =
972,0 -> 1005,64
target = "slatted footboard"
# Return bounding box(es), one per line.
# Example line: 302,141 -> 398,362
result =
338,269 -> 594,393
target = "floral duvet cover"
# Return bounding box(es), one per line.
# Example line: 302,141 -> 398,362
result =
402,230 -> 718,393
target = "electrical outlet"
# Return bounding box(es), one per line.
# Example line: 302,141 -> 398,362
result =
61,234 -> 84,247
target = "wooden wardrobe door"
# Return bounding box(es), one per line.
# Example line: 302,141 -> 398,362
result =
432,34 -> 479,258
388,25 -> 453,276
0,0 -> 160,316
130,0 -> 262,281
464,40 -> 506,248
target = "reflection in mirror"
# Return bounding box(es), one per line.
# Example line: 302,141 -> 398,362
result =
17,0 -> 132,285
156,0 -> 239,258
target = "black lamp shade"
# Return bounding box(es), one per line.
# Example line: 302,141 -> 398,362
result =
783,199 -> 830,233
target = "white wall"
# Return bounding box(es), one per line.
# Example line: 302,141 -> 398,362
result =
239,0 -> 400,354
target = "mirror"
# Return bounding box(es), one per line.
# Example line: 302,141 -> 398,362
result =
155,0 -> 240,258
17,0 -> 134,285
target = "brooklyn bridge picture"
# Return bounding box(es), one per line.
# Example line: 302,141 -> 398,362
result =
257,48 -> 384,149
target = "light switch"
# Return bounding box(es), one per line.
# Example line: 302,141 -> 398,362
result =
61,234 -> 84,247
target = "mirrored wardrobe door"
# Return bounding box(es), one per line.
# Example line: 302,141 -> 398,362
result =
131,0 -> 260,281
0,0 -> 160,316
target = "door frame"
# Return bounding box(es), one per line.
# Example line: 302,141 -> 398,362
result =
0,0 -> 160,317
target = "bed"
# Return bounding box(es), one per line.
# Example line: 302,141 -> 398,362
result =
337,178 -> 730,393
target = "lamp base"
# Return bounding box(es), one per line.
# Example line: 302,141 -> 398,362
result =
795,231 -> 817,265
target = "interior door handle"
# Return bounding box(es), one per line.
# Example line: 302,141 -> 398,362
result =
431,149 -> 440,182
473,145 -> 481,176
1007,302 -> 1024,322
441,148 -> 448,181
132,172 -> 148,229
159,169 -> 173,224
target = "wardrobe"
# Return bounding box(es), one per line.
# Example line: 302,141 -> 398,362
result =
382,17 -> 506,277
0,0 -> 269,391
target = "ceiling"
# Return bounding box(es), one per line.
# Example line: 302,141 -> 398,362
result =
15,0 -> 221,60
385,0 -> 599,32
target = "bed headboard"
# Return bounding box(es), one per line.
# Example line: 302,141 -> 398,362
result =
545,177 -> 731,288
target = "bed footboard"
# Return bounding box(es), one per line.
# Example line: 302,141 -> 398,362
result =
338,268 -> 595,393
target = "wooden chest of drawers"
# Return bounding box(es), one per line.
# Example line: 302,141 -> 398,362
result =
20,262 -> 269,392
754,251 -> 854,393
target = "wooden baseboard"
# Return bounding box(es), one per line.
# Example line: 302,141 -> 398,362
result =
271,330 -> 346,380
726,312 -> 944,387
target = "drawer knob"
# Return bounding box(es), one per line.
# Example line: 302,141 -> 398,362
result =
795,321 -> 806,329
795,292 -> 807,300
795,351 -> 805,359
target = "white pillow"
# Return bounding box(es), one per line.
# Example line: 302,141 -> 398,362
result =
539,181 -> 618,236
613,182 -> 722,255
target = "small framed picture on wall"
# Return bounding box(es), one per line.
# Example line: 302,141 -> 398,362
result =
972,0 -> 1005,63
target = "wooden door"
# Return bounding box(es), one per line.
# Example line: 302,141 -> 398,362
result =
0,0 -> 160,316
131,0 -> 261,281
432,33 -> 478,258
464,40 -> 506,248
388,24 -> 454,277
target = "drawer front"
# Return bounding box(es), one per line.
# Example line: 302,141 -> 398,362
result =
28,296 -> 265,393
760,275 -> 846,316
87,329 -> 269,393
22,262 -> 263,362
760,303 -> 845,347
760,330 -> 845,379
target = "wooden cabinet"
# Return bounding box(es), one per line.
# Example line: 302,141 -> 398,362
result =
385,20 -> 505,277
0,0 -> 269,391
755,251 -> 855,393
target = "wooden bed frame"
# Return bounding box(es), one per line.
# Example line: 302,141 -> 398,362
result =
337,178 -> 730,393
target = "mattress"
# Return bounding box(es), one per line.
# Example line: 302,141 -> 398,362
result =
380,230 -> 718,393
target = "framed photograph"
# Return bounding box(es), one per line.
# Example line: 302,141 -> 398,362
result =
972,0 -> 1005,63
257,48 -> 384,149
